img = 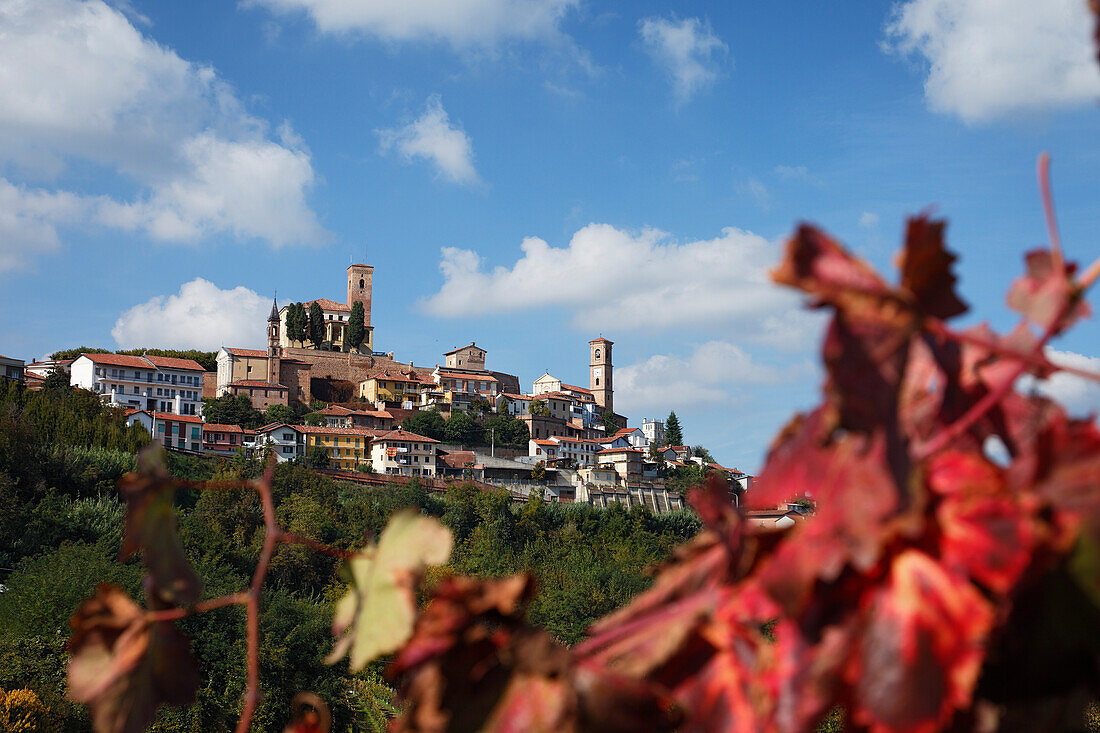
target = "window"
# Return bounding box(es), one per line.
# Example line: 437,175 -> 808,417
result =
359,278 -> 364,288
191,427 -> 200,440
594,349 -> 600,359
157,423 -> 164,433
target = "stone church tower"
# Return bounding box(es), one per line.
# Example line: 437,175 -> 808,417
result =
589,337 -> 613,414
267,297 -> 281,385
347,263 -> 373,327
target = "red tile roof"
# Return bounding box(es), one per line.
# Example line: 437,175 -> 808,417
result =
80,353 -> 153,368
532,439 -> 558,446
597,447 -> 645,455
305,298 -> 350,313
443,342 -> 479,356
78,353 -> 204,371
561,383 -> 593,395
154,412 -> 204,423
145,355 -> 204,371
226,348 -> 267,358
372,429 -> 440,444
229,380 -> 286,389
295,425 -> 383,437
438,450 -> 478,469
436,371 -> 497,382
255,422 -> 298,433
499,392 -> 529,400
203,423 -> 245,433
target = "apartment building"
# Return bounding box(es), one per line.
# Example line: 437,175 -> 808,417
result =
153,412 -> 203,451
370,429 -> 439,477
0,355 -> 24,383
299,426 -> 379,470
202,423 -> 246,456
70,353 -> 205,415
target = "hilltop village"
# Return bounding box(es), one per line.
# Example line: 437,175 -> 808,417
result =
4,263 -> 753,514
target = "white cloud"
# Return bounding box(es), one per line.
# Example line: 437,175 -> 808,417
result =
111,278 -> 270,350
421,223 -> 824,348
1020,347 -> 1100,418
0,0 -> 326,273
859,212 -> 880,229
639,16 -> 728,104
246,0 -> 579,48
615,341 -> 807,415
738,177 -> 771,210
884,0 -> 1100,122
378,96 -> 481,185
0,179 -> 94,272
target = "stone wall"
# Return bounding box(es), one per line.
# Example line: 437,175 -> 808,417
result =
282,347 -> 434,385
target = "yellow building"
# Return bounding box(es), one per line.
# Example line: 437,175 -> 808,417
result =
298,426 -> 380,470
359,371 -> 425,404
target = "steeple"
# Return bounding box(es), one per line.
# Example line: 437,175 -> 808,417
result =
268,294 -> 279,323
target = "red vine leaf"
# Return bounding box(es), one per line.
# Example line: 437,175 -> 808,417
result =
849,551 -> 992,733
897,216 -> 967,320
118,448 -> 201,606
1006,250 -> 1090,336
326,509 -> 452,671
67,584 -> 198,733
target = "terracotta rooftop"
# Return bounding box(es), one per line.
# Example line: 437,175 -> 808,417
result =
532,439 -> 558,446
154,412 -> 204,423
438,450 -> 478,469
203,423 -> 245,433
436,371 -> 498,382
597,447 -> 645,455
229,380 -> 286,389
79,353 -> 204,371
295,425 -> 384,437
225,348 -> 267,358
443,342 -> 480,356
561,383 -> 593,395
255,422 -> 298,433
305,298 -> 351,313
372,429 -> 439,443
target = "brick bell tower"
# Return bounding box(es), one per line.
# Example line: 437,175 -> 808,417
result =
267,296 -> 281,385
589,337 -> 613,414
347,263 -> 374,327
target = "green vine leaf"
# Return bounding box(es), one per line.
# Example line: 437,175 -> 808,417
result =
326,509 -> 452,671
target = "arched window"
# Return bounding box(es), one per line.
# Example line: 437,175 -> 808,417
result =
594,349 -> 601,359
595,378 -> 600,386
359,278 -> 365,288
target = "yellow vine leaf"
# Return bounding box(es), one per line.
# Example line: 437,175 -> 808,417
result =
326,510 -> 452,671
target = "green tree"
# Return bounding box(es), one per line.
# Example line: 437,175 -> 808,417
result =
483,414 -> 529,448
264,404 -> 295,425
302,412 -> 326,427
308,302 -> 325,349
692,446 -> 715,465
529,399 -> 551,417
347,301 -> 366,353
202,394 -> 264,428
285,303 -> 303,346
530,461 -> 546,483
42,367 -> 71,392
444,410 -> 484,446
401,409 -> 446,441
600,410 -> 619,433
665,411 -> 683,447
305,445 -> 330,469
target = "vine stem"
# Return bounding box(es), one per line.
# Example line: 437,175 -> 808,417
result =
235,463 -> 280,733
924,319 -> 1100,384
917,282 -> 1078,460
146,593 -> 247,622
1038,152 -> 1063,273
279,531 -> 354,559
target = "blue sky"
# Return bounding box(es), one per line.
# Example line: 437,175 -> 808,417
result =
3,0 -> 1100,472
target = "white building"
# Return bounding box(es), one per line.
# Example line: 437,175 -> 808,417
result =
0,355 -> 24,383
24,358 -> 72,379
532,373 -> 562,395
641,418 -> 665,447
70,353 -> 205,415
370,429 -> 439,477
253,423 -> 304,462
528,435 -> 600,467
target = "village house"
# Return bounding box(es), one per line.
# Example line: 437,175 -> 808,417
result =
202,423 -> 246,456
298,425 -> 379,470
0,355 -> 24,383
153,412 -> 204,451
70,353 -> 205,415
252,423 -> 305,462
370,429 -> 439,477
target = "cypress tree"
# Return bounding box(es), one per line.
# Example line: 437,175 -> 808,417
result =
347,301 -> 365,352
308,302 -> 325,348
665,411 -> 683,447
